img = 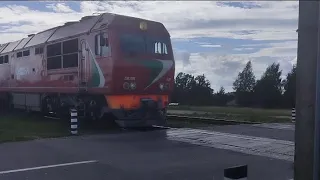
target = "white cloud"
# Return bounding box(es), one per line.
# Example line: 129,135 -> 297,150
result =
0,1 -> 298,42
173,49 -> 191,67
242,40 -> 298,58
0,1 -> 299,92
0,33 -> 27,44
174,38 -> 297,92
46,3 -> 75,13
233,47 -> 255,51
195,42 -> 222,48
76,1 -> 298,41
175,53 -> 249,91
200,44 -> 222,48
175,52 -> 296,92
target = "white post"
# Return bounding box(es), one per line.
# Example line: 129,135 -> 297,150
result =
224,165 -> 247,180
292,108 -> 296,122
70,108 -> 78,135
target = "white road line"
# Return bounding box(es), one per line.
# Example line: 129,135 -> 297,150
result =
167,128 -> 294,161
0,160 -> 98,175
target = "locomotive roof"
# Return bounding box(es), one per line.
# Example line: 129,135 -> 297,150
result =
0,12 -> 161,54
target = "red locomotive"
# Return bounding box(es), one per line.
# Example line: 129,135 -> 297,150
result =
0,13 -> 175,127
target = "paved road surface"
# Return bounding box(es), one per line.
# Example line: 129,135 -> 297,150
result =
0,125 -> 294,180
205,123 -> 294,141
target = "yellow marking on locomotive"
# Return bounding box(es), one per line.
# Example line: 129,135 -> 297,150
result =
140,21 -> 147,31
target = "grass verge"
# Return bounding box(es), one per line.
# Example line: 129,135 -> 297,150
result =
0,112 -> 120,143
0,112 -> 69,143
168,106 -> 292,123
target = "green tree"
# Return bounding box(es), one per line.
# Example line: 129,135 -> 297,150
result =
213,86 -> 230,106
218,86 -> 225,95
233,61 -> 256,106
254,63 -> 283,108
172,73 -> 214,105
191,74 -> 214,105
172,72 -> 196,104
283,65 -> 296,108
233,61 -> 256,92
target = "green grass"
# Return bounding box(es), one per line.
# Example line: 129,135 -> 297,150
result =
0,112 -> 120,143
167,105 -> 292,123
0,113 -> 70,143
168,105 -> 291,116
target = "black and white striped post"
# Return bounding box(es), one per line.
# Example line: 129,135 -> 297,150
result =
224,165 -> 247,180
70,108 -> 78,135
292,108 -> 296,122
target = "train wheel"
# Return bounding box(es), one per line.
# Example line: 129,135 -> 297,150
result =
102,113 -> 118,127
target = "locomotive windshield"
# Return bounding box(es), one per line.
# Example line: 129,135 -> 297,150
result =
120,33 -> 170,55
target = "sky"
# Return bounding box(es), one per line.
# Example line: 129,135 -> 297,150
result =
0,1 -> 298,92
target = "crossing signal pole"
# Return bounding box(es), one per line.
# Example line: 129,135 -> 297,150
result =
295,1 -> 320,180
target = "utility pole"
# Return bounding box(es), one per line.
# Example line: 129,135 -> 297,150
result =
295,1 -> 320,180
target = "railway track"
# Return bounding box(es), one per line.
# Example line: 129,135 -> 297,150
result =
41,112 -> 257,133
43,113 -> 253,127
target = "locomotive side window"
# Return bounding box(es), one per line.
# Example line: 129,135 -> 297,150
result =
95,34 -> 101,55
47,42 -> 62,70
17,52 -> 22,58
63,39 -> 78,54
62,39 -> 78,68
47,43 -> 62,57
35,47 -> 44,55
23,50 -> 30,56
0,56 -> 3,64
95,33 -> 109,56
4,55 -> 8,63
47,39 -> 78,70
47,56 -> 62,70
63,53 -> 78,68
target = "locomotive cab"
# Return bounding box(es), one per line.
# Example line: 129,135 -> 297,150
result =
104,16 -> 175,127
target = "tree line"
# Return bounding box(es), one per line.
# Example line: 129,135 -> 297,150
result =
171,61 -> 296,109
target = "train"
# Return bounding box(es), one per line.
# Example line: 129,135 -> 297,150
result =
0,13 -> 175,128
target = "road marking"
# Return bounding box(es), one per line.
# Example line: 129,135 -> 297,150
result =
0,160 -> 98,175
166,128 -> 294,161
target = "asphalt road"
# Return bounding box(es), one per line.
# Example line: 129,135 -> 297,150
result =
167,109 -> 294,141
0,125 -> 294,180
205,123 -> 294,141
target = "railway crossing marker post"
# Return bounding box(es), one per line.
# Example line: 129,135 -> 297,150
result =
292,108 -> 296,122
70,109 -> 78,135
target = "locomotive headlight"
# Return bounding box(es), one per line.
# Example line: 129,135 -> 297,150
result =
159,83 -> 164,90
123,82 -> 130,90
140,21 -> 147,31
129,82 -> 136,90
